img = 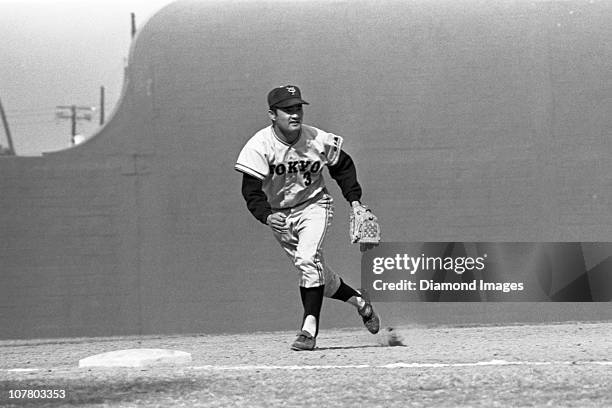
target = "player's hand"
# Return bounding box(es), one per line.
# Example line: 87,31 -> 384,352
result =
267,212 -> 288,234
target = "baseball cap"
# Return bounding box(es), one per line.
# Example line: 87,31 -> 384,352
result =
268,85 -> 309,108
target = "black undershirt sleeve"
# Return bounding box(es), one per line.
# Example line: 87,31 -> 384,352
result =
328,150 -> 362,203
241,150 -> 360,223
241,173 -> 273,225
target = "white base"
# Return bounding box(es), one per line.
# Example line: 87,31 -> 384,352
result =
78,348 -> 192,368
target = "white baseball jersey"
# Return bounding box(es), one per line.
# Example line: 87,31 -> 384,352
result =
235,124 -> 343,209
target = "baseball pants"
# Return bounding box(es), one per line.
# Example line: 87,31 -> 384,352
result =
272,193 -> 341,297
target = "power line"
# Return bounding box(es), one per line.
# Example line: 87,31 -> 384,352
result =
9,112 -> 57,118
12,119 -> 70,125
7,109 -> 52,115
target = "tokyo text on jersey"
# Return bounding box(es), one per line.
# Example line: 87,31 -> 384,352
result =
235,124 -> 342,209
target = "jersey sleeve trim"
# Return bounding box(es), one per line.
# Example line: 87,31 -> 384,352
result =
234,163 -> 266,180
327,134 -> 344,166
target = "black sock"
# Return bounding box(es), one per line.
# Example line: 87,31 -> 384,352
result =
300,285 -> 325,336
331,279 -> 360,302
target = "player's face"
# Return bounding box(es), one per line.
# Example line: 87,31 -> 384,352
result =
269,104 -> 304,135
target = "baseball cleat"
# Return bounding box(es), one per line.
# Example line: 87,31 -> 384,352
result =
357,289 -> 380,334
291,330 -> 316,351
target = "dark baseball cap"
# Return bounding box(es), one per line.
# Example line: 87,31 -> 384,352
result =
267,85 -> 309,108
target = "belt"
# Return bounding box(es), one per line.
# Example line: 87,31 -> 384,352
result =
272,188 -> 328,211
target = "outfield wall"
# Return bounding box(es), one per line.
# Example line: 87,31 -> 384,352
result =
1,0 -> 611,339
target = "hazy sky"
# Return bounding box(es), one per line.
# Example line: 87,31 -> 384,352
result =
0,0 -> 175,156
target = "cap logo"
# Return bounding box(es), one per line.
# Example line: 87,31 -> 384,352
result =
286,86 -> 296,95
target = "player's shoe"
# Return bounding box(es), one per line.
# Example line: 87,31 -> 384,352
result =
291,330 -> 316,351
357,289 -> 380,334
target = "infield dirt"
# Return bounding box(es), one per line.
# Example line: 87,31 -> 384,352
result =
1,321 -> 611,407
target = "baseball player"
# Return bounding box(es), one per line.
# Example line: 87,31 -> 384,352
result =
235,85 -> 380,351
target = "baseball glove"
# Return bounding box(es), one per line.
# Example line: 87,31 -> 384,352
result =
349,203 -> 381,247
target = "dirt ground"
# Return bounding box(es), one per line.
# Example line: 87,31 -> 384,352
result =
1,321 -> 611,407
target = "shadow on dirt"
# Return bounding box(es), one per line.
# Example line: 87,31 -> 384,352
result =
315,345 -> 382,351
1,377 -> 202,407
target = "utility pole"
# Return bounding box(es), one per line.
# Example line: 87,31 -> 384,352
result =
131,13 -> 136,38
56,105 -> 94,145
0,97 -> 16,155
99,86 -> 105,125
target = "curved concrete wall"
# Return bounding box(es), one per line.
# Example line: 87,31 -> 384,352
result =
1,0 -> 611,339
